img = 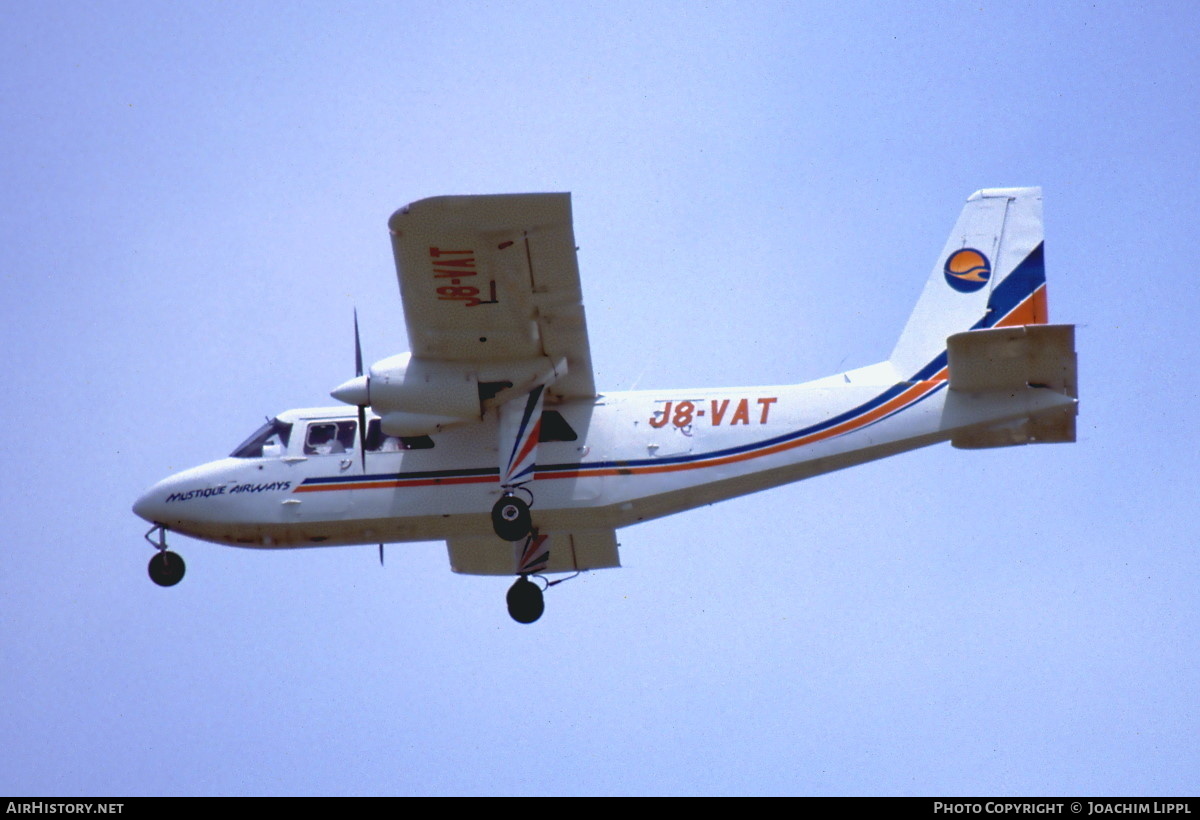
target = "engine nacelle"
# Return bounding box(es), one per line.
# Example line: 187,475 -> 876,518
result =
369,353 -> 480,433
379,411 -> 468,437
330,350 -> 569,436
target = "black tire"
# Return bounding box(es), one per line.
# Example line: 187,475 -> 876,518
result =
148,551 -> 186,587
491,494 -> 532,542
506,576 -> 544,624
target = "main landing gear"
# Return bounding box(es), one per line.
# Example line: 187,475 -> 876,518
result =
506,575 -> 544,623
504,572 -> 582,624
144,524 -> 185,587
491,493 -> 532,542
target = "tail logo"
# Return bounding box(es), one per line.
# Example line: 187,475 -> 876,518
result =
944,248 -> 992,293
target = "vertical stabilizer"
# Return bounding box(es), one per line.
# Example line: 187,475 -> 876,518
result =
889,187 -> 1046,381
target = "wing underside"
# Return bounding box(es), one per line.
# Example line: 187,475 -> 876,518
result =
447,529 -> 620,576
388,193 -> 595,401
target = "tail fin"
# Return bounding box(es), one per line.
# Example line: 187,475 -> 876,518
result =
889,187 -> 1047,381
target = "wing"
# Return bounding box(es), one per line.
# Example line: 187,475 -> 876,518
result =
388,193 -> 596,400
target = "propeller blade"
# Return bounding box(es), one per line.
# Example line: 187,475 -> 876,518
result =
358,405 -> 367,471
379,543 -> 385,566
352,309 -> 368,471
353,308 -> 363,377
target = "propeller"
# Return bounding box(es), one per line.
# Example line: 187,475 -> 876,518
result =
353,310 -> 368,471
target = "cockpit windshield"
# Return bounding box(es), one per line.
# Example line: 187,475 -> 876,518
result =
230,418 -> 293,458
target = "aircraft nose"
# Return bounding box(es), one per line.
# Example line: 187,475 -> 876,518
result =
132,486 -> 166,523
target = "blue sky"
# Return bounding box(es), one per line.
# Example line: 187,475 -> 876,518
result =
2,1 -> 1197,796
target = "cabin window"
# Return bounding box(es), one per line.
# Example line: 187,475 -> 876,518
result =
365,419 -> 435,451
305,420 -> 357,455
539,411 -> 578,443
230,418 -> 293,458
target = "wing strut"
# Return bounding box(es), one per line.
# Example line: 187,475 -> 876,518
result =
499,384 -> 545,491
489,386 -> 545,544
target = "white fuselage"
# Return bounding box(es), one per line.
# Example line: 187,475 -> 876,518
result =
132,363 -> 1070,552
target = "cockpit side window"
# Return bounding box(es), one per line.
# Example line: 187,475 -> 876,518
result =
305,420 -> 357,455
230,418 -> 294,458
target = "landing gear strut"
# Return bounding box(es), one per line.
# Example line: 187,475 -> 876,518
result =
506,575 -> 544,624
491,493 -> 532,542
144,524 -> 185,587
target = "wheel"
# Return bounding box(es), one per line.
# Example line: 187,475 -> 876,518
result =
491,494 -> 532,542
148,551 -> 186,587
506,576 -> 544,624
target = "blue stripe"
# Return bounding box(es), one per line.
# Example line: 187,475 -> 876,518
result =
542,380 -> 920,475
907,243 -> 1043,381
301,465 -> 497,486
910,351 -> 949,382
975,242 -> 1044,331
303,244 -> 1045,490
506,384 -> 544,470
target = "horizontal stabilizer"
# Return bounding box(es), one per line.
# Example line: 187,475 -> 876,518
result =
946,324 -> 1077,448
948,324 -> 1076,396
448,529 -> 620,576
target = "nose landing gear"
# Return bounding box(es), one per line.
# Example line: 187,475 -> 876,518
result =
144,524 -> 185,587
148,550 -> 186,586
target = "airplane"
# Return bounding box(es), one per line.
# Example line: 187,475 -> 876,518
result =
133,187 -> 1077,623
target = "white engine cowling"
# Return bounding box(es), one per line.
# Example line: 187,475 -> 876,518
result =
330,351 -> 569,436
368,353 -> 479,435
378,411 -> 468,437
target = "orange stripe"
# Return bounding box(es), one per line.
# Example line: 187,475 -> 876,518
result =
294,474 -> 495,493
537,375 -> 947,481
994,284 -> 1048,328
302,362 -> 959,492
509,419 -> 542,476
